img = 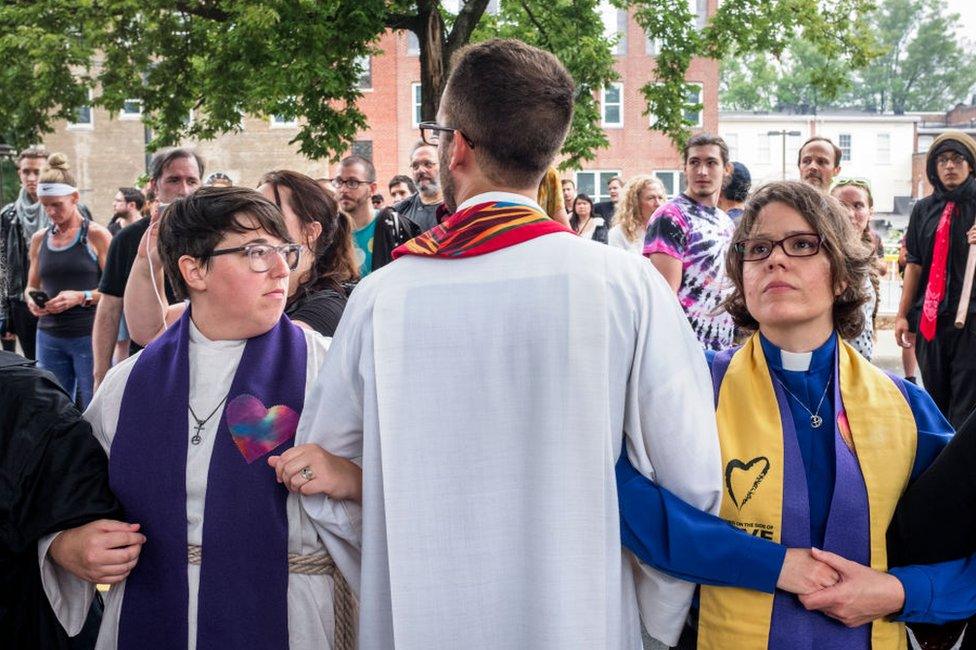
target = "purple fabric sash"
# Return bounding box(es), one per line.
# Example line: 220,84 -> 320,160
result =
109,310 -> 307,649
766,345 -> 871,650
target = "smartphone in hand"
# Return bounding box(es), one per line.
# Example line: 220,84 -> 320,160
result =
28,290 -> 50,309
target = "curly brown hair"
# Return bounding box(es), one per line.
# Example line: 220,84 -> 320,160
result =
721,181 -> 873,340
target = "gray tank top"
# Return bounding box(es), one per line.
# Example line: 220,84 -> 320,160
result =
38,219 -> 100,337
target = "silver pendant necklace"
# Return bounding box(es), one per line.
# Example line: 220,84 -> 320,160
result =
188,395 -> 228,445
774,376 -> 832,429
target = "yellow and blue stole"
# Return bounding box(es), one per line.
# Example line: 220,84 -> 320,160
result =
698,334 -> 916,650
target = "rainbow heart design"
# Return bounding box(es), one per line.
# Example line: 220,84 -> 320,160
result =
225,394 -> 299,464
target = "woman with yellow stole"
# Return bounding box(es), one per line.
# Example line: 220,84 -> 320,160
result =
617,181 -> 971,649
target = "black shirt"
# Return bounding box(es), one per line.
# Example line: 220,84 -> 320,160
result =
285,288 -> 347,337
99,217 -> 178,303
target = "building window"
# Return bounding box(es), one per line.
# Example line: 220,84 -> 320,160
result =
68,90 -> 94,129
120,100 -> 142,120
645,35 -> 661,56
684,83 -> 703,127
654,170 -> 686,198
411,82 -> 422,127
876,133 -> 891,164
839,133 -> 852,162
600,2 -> 628,56
918,134 -> 934,154
689,0 -> 707,30
574,170 -> 621,204
723,133 -> 739,160
407,31 -> 419,55
601,83 -> 623,128
352,140 -> 373,162
355,56 -> 372,90
758,133 -> 771,164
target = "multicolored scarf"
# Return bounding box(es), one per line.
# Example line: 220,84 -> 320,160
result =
698,334 -> 916,650
110,310 -> 307,649
392,200 -> 572,259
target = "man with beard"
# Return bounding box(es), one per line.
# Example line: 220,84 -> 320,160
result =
92,148 -> 202,389
1,146 -> 51,359
392,142 -> 444,232
297,38 -> 723,648
643,133 -> 736,350
798,136 -> 842,193
896,131 -> 976,427
107,188 -> 144,237
337,155 -> 420,277
562,178 -> 577,209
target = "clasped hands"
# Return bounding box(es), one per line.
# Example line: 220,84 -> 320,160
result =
777,547 -> 905,627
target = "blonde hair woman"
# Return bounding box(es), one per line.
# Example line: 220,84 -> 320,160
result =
608,175 -> 667,254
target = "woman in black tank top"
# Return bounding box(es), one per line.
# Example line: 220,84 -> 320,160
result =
24,153 -> 112,407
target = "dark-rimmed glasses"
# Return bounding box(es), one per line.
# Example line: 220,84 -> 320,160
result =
209,243 -> 302,272
734,233 -> 823,262
936,153 -> 967,167
331,177 -> 368,190
418,121 -> 476,148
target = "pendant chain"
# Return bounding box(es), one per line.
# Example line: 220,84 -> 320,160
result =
189,395 -> 229,445
774,375 -> 832,429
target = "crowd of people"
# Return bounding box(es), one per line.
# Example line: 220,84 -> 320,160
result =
2,37 -> 976,650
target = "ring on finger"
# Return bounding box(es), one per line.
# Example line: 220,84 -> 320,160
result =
299,466 -> 315,482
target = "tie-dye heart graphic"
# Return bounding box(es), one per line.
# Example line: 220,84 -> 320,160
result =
225,394 -> 299,463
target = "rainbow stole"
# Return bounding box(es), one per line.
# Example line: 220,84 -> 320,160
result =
391,200 -> 572,259
698,335 -> 916,650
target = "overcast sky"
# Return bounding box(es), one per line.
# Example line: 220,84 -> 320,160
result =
945,0 -> 976,39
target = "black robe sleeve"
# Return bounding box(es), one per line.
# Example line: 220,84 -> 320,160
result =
1,353 -> 122,649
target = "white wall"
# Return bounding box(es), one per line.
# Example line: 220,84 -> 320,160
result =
719,114 -> 917,213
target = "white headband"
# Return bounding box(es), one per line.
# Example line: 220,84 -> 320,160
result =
37,182 -> 77,197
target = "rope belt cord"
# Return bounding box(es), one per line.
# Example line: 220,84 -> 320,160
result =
186,544 -> 357,650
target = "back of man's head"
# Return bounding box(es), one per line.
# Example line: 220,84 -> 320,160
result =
441,39 -> 574,187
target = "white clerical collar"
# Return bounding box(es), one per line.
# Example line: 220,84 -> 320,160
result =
456,191 -> 546,214
780,349 -> 813,372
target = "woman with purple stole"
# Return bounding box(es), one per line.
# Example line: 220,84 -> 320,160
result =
618,182 -> 975,649
38,187 -> 362,650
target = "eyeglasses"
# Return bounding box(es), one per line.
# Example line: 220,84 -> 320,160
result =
418,121 -> 475,148
209,243 -> 302,272
936,153 -> 967,167
410,160 -> 435,171
734,233 -> 823,262
331,177 -> 369,190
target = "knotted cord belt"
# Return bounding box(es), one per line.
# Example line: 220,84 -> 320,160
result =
187,544 -> 356,649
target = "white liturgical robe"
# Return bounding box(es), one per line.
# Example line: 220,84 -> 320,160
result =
298,191 -> 722,649
38,321 -> 362,650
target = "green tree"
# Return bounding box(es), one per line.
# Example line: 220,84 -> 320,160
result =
847,0 -> 976,113
0,0 -> 877,165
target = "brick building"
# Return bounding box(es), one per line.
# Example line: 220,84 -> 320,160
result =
40,2 -> 717,220
911,99 -> 976,198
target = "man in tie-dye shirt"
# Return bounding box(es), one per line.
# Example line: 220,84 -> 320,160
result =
644,133 -> 735,350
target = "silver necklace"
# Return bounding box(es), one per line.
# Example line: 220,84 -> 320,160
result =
774,376 -> 832,429
188,396 -> 228,445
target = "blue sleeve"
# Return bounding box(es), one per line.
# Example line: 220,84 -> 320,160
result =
903,380 -> 954,481
616,452 -> 786,593
891,555 -> 976,624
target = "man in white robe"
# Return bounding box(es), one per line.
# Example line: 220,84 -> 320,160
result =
39,187 -> 361,649
298,39 -> 722,648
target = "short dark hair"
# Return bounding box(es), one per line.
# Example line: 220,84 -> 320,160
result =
798,136 -> 842,168
561,179 -> 575,189
18,145 -> 49,163
119,186 -> 145,210
722,162 -> 751,203
722,181 -> 872,340
149,147 -> 205,183
683,133 -> 730,164
441,39 -> 574,187
389,174 -> 417,193
571,193 -> 594,215
340,155 -> 376,182
157,187 -> 292,300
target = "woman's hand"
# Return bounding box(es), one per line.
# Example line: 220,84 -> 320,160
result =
25,294 -> 49,317
44,290 -> 85,314
776,548 -> 841,595
268,444 -> 362,502
799,548 -> 905,627
967,225 -> 976,246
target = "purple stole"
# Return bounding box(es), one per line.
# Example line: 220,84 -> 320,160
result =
109,310 -> 307,649
711,344 -> 872,649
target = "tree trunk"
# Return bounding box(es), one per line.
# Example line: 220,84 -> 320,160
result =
417,1 -> 447,123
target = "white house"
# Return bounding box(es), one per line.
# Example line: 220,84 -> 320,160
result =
719,110 -> 919,214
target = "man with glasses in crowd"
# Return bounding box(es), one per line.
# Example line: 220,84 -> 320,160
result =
334,155 -> 419,278
392,142 -> 445,232
298,38 -> 722,648
896,131 -> 976,427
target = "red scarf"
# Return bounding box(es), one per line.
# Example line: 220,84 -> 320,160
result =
392,200 -> 572,259
919,201 -> 956,340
